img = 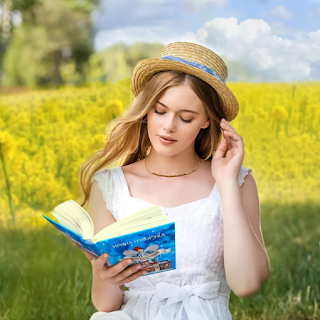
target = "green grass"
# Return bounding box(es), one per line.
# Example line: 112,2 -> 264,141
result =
0,225 -> 96,320
0,201 -> 319,320
230,201 -> 320,320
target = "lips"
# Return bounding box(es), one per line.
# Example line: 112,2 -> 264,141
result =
159,135 -> 176,141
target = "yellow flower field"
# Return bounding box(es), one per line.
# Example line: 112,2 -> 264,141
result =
0,79 -> 319,320
0,79 -> 319,229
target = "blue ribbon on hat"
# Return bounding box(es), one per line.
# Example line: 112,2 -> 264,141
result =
160,55 -> 226,84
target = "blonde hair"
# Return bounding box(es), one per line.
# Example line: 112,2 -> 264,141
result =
79,70 -> 226,207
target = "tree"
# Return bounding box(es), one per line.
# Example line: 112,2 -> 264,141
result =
1,0 -> 99,88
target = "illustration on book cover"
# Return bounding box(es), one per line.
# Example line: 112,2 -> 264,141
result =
121,244 -> 173,274
97,223 -> 177,275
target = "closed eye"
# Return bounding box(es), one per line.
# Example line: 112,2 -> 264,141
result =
154,109 -> 193,123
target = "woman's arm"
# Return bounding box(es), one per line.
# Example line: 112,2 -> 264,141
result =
91,269 -> 124,312
87,181 -> 125,311
86,181 -> 146,311
218,175 -> 271,298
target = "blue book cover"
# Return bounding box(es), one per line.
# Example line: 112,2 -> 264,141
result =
43,215 -> 176,276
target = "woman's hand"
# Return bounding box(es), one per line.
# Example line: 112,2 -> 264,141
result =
81,249 -> 148,286
211,118 -> 244,184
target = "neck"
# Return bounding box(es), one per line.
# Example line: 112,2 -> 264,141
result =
145,147 -> 204,176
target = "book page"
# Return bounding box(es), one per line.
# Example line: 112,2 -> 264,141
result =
94,216 -> 170,242
102,215 -> 168,234
52,200 -> 94,239
50,212 -> 81,235
99,205 -> 163,233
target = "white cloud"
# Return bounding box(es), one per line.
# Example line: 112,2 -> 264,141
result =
94,26 -> 174,51
269,21 -> 296,36
271,5 -> 292,20
92,0 -> 320,82
181,17 -> 320,82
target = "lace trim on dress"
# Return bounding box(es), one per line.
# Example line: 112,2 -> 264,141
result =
238,166 -> 253,187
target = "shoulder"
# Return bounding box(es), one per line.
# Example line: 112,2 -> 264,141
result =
91,167 -> 117,182
90,167 -> 119,214
121,160 -> 147,178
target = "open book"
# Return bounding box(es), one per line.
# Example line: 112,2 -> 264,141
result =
43,199 -> 176,276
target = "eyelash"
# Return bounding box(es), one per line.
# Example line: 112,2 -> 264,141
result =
154,109 -> 193,123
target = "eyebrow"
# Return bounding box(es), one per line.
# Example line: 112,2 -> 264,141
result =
157,100 -> 199,115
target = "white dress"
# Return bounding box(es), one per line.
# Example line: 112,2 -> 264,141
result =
89,165 -> 253,320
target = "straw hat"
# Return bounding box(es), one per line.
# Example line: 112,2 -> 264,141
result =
131,41 -> 239,122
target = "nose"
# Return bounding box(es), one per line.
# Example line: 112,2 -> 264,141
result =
163,114 -> 176,132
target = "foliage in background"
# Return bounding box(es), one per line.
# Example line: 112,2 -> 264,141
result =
87,42 -> 165,84
1,0 -> 96,88
0,0 -> 167,89
0,78 -> 131,227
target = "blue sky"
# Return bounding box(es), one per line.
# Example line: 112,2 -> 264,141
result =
93,0 -> 320,82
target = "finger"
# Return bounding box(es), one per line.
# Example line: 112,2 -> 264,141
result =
95,253 -> 110,269
106,259 -> 137,282
223,131 -> 244,150
220,120 -> 236,132
221,118 -> 232,126
108,258 -> 134,276
112,262 -> 147,284
221,124 -> 235,133
213,137 -> 228,159
221,132 -> 230,152
223,130 -> 241,140
227,136 -> 231,151
118,268 -> 149,286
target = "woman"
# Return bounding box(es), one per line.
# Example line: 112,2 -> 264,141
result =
79,41 -> 271,320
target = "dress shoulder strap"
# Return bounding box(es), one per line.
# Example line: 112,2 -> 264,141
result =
90,167 -> 118,220
238,166 -> 253,187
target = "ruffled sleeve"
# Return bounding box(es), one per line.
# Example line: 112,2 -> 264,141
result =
238,166 -> 253,187
90,168 -> 117,220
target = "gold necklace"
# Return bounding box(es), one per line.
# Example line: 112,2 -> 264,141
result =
144,156 -> 205,177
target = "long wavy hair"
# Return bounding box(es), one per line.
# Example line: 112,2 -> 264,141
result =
79,70 -> 227,207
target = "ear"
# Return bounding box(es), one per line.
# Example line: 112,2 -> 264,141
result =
201,118 -> 210,129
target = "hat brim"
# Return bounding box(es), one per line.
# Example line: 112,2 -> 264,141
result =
131,58 -> 239,122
